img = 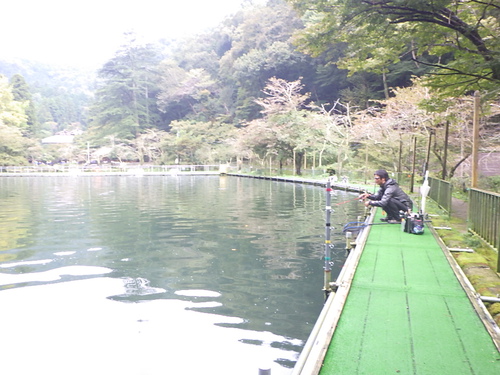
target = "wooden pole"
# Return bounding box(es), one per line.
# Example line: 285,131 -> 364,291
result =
425,130 -> 432,175
410,136 -> 417,193
471,91 -> 480,188
442,121 -> 449,180
365,144 -> 369,184
398,137 -> 403,173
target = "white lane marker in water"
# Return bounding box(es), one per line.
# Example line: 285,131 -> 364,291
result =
174,289 -> 221,298
54,251 -> 76,256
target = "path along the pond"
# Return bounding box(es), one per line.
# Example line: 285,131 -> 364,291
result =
221,174 -> 499,373
292,206 -> 500,374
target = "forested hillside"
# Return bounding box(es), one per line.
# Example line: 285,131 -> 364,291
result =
1,0 -> 499,188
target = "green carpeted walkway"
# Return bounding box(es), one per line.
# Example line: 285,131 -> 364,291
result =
320,211 -> 500,374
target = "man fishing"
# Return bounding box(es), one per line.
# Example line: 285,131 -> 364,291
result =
359,169 -> 413,224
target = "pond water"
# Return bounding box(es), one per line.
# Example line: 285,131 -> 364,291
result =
0,175 -> 364,375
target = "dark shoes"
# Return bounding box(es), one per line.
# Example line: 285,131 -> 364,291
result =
387,219 -> 401,224
380,217 -> 401,224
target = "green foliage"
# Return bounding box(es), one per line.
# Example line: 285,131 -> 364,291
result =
0,75 -> 28,130
0,59 -> 93,137
287,0 -> 500,97
165,120 -> 237,164
480,176 -> 500,193
463,232 -> 484,249
87,33 -> 164,140
240,77 -> 333,173
157,61 -> 219,124
1,0 -> 499,176
216,1 -> 331,122
0,123 -> 29,165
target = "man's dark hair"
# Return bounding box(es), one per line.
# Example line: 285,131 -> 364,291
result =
374,169 -> 389,180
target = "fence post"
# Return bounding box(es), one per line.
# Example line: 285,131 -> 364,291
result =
410,136 -> 417,193
471,91 -> 480,188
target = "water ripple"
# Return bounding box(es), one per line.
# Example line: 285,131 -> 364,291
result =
0,176 -> 364,374
0,265 -> 113,286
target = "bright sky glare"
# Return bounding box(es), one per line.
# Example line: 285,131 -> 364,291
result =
1,0 -> 263,68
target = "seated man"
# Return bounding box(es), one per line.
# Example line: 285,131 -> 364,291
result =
359,169 -> 413,223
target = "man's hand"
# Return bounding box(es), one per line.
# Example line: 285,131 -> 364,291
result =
359,192 -> 370,200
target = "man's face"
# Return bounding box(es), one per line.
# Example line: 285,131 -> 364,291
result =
374,175 -> 385,186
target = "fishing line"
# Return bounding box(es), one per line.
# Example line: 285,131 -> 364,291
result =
333,196 -> 362,206
341,221 -> 395,233
341,219 -> 432,233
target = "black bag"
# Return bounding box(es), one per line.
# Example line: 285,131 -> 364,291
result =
402,213 -> 424,235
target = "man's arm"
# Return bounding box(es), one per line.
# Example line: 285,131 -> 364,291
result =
370,185 -> 396,207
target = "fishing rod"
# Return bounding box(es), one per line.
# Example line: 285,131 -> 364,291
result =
342,221 -> 392,233
341,218 -> 433,233
333,196 -> 363,206
323,180 -> 333,299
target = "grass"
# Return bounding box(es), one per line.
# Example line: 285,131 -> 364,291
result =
423,197 -> 500,325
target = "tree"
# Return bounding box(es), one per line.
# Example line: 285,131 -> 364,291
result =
424,95 -> 499,179
0,75 -> 30,164
287,0 -> 500,97
0,75 -> 28,129
87,33 -> 164,141
0,59 -> 93,137
241,77 -> 320,174
310,100 -> 355,173
9,74 -> 38,135
218,1 -> 318,122
157,62 -> 218,124
349,83 -> 436,173
0,123 -> 29,165
346,79 -> 495,179
133,129 -> 169,164
164,120 -> 236,164
255,76 -> 311,114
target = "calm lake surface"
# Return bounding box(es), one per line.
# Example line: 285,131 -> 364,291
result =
0,175 -> 363,375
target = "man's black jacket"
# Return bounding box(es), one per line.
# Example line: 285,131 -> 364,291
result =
368,178 -> 412,209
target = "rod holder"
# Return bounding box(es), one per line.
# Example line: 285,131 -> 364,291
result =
345,231 -> 353,250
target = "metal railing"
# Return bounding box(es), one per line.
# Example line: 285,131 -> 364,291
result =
428,177 -> 453,215
0,164 -> 221,174
468,188 -> 500,271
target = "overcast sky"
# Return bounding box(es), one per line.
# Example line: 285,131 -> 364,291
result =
1,0 -> 264,68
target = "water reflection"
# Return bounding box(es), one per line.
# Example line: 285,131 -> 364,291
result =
0,176 -> 364,374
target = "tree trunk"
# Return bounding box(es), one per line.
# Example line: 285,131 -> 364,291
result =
295,151 -> 303,175
449,154 -> 471,179
382,69 -> 389,99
